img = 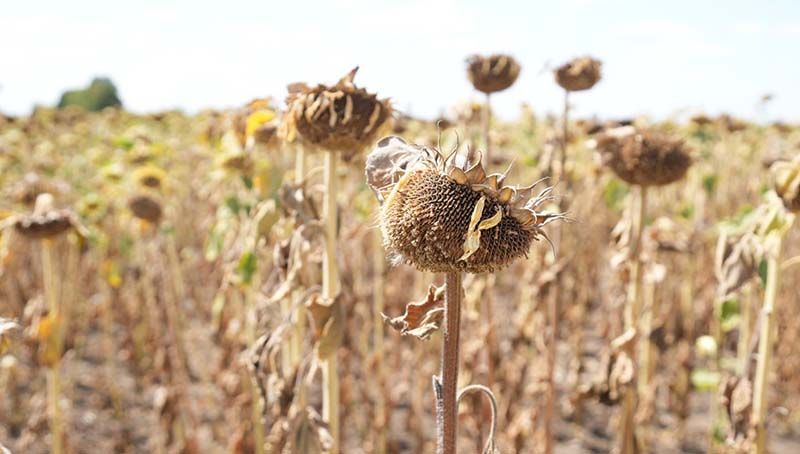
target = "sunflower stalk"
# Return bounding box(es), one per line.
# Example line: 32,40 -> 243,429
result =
322,150 -> 341,454
372,228 -> 388,454
620,185 -> 647,454
436,271 -> 463,454
42,239 -> 64,454
751,235 -> 784,453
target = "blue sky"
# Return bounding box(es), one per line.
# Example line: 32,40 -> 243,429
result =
1,0 -> 799,122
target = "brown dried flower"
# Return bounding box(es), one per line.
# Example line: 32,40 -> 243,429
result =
554,57 -> 602,92
366,136 -> 566,273
12,193 -> 76,239
596,126 -> 692,187
283,67 -> 392,161
128,193 -> 163,224
466,54 -> 521,94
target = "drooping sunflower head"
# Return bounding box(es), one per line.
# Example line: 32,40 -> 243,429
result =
771,156 -> 800,213
554,57 -> 602,92
465,54 -> 521,95
366,136 -> 566,273
12,193 -> 75,239
283,67 -> 392,161
128,192 -> 163,224
596,126 -> 692,187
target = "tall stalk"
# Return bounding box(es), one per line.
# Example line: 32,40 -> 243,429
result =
482,93 -> 492,164
287,145 -> 307,370
322,150 -> 341,453
620,185 -> 647,454
42,239 -> 63,454
751,235 -> 783,453
437,272 -> 463,454
560,90 -> 570,182
372,229 -> 387,454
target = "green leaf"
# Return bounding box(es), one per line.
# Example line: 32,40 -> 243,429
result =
237,251 -> 258,285
702,174 -> 718,195
679,203 -> 694,220
224,196 -> 241,214
690,369 -> 721,392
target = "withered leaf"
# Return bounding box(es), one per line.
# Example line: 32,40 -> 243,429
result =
382,285 -> 445,340
305,293 -> 344,360
0,318 -> 19,355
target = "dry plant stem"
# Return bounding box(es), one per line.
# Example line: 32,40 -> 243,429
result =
322,150 -> 341,454
292,145 -> 307,367
752,236 -> 784,454
42,239 -> 63,454
560,90 -> 570,182
639,281 -> 657,402
620,185 -> 647,454
437,271 -> 463,454
245,279 -> 266,454
483,93 -> 492,165
372,229 -> 387,454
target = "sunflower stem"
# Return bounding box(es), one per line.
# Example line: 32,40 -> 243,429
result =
483,92 -> 492,166
620,185 -> 647,454
560,90 -> 570,183
322,150 -> 341,454
436,271 -> 462,454
42,239 -> 63,454
751,234 -> 784,454
372,228 -> 388,454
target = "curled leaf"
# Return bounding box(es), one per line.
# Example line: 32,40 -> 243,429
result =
382,285 -> 445,340
305,293 -> 344,360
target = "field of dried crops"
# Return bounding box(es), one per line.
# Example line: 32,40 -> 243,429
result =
1,62 -> 800,454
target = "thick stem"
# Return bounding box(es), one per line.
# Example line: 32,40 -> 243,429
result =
245,280 -> 266,454
42,239 -> 63,454
620,185 -> 647,454
322,150 -> 341,453
437,272 -> 462,454
483,93 -> 491,166
560,90 -> 570,183
372,229 -> 387,454
751,236 -> 783,454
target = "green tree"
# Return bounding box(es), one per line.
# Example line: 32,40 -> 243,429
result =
57,77 -> 122,111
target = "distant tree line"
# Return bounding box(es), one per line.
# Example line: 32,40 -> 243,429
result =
57,77 -> 122,111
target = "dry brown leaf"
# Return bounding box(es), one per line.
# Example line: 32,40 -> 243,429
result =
382,284 -> 445,340
305,293 -> 344,360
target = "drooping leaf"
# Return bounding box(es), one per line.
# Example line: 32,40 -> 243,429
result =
382,285 -> 446,340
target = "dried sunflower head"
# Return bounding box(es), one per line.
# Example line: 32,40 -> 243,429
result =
283,67 -> 392,161
771,155 -> 800,213
128,193 -> 163,224
11,193 -> 76,239
465,54 -> 521,95
554,57 -> 602,92
595,126 -> 692,187
366,136 -> 566,273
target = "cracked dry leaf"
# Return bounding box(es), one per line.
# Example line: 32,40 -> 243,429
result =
305,293 -> 344,360
382,284 -> 446,340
